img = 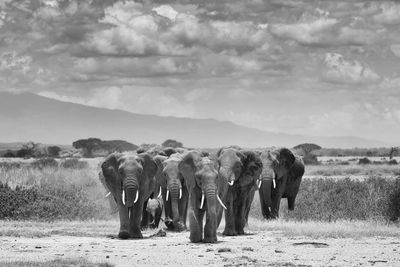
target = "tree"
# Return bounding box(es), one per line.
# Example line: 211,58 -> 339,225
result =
16,142 -> 39,158
293,143 -> 322,155
72,138 -> 138,157
161,139 -> 183,148
47,146 -> 61,157
72,138 -> 102,157
389,147 -> 399,160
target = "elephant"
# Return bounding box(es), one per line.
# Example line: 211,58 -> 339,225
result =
154,153 -> 189,231
178,151 -> 227,243
217,147 -> 263,236
257,148 -> 305,219
145,197 -> 163,228
100,152 -> 158,239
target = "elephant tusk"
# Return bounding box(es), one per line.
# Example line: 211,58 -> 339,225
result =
228,180 -> 234,186
157,186 -> 162,198
257,179 -> 262,189
200,193 -> 205,209
179,188 -> 182,199
273,179 -> 276,189
268,206 -> 271,212
122,190 -> 126,206
105,192 -> 111,198
134,190 -> 139,204
217,194 -> 227,210
166,189 -> 170,201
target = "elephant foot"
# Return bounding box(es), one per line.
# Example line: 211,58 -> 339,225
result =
174,221 -> 186,232
118,231 -> 130,239
190,232 -> 203,243
222,229 -> 237,236
203,236 -> 217,243
130,232 -> 143,239
236,230 -> 245,235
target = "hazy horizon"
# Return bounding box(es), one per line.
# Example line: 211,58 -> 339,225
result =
1,1 -> 400,144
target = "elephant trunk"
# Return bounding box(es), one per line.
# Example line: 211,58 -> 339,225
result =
219,167 -> 236,186
260,179 -> 273,209
124,178 -> 139,208
204,185 -> 217,214
168,182 -> 181,223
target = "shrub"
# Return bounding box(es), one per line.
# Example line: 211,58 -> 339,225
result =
30,158 -> 58,169
303,154 -> 319,165
388,159 -> 398,165
358,157 -> 371,164
0,162 -> 21,171
161,139 -> 183,148
3,150 -> 16,157
47,146 -> 61,157
60,158 -> 89,169
386,178 -> 400,222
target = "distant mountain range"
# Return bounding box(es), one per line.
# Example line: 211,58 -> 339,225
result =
0,92 -> 389,148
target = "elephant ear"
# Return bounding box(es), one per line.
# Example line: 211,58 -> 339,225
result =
241,150 -> 263,177
101,152 -> 122,184
162,147 -> 177,157
278,148 -> 295,169
178,151 -> 201,190
138,153 -> 158,179
154,155 -> 167,188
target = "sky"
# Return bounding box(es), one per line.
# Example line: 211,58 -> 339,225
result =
1,0 -> 400,143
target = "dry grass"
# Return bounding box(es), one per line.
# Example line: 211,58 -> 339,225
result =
247,217 -> 400,239
305,164 -> 400,177
0,220 -> 119,238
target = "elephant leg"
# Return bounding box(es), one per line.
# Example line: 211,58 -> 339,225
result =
272,183 -> 286,219
222,191 -> 236,236
188,194 -> 204,243
162,188 -> 173,229
235,193 -> 246,235
117,203 -> 130,239
154,207 -> 162,228
140,199 -> 149,229
203,209 -> 217,243
129,199 -> 144,239
287,196 -> 296,210
244,188 -> 255,225
178,192 -> 188,230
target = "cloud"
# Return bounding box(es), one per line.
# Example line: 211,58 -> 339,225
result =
390,44 -> 400,57
373,3 -> 400,25
322,53 -> 381,84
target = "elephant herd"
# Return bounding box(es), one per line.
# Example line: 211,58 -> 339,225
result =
99,146 -> 305,243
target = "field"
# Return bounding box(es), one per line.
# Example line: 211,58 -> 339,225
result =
0,157 -> 399,266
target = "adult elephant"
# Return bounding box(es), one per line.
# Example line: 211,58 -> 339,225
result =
101,152 -> 157,239
257,148 -> 305,219
178,151 -> 227,243
217,147 -> 263,236
154,153 -> 189,231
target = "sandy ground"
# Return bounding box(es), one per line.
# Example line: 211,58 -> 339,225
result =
1,229 -> 399,267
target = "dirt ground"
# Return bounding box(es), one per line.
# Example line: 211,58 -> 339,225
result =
1,229 -> 399,267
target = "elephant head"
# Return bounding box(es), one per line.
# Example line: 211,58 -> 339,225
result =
101,152 -> 157,239
154,153 -> 188,231
217,147 -> 262,236
178,151 -> 226,243
258,148 -> 303,219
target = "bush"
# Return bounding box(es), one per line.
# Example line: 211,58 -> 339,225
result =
30,158 -> 58,169
386,178 -> 400,222
0,162 -> 21,171
388,159 -> 398,165
3,150 -> 16,157
358,157 -> 371,164
303,154 -> 319,165
161,139 -> 183,148
60,158 -> 89,169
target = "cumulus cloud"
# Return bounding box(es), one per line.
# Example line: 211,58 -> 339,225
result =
322,53 -> 381,84
373,3 -> 400,25
390,44 -> 400,57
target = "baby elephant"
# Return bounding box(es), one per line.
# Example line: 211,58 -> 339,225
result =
146,198 -> 163,228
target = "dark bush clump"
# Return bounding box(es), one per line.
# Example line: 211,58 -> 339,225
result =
358,157 -> 371,164
388,159 -> 398,165
386,178 -> 400,222
60,158 -> 89,169
303,154 -> 319,165
30,158 -> 58,169
0,162 -> 21,170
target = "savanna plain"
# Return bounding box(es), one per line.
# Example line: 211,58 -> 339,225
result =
0,156 -> 399,267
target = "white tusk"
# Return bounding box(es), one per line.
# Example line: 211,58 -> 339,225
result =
228,180 -> 234,186
200,193 -> 205,209
157,186 -> 162,198
268,207 -> 271,212
217,194 -> 227,210
273,179 -> 276,189
257,180 -> 262,189
122,190 -> 126,205
105,192 -> 111,198
179,188 -> 182,199
134,190 -> 139,204
166,189 -> 170,201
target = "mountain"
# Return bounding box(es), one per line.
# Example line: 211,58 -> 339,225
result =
0,92 -> 388,148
